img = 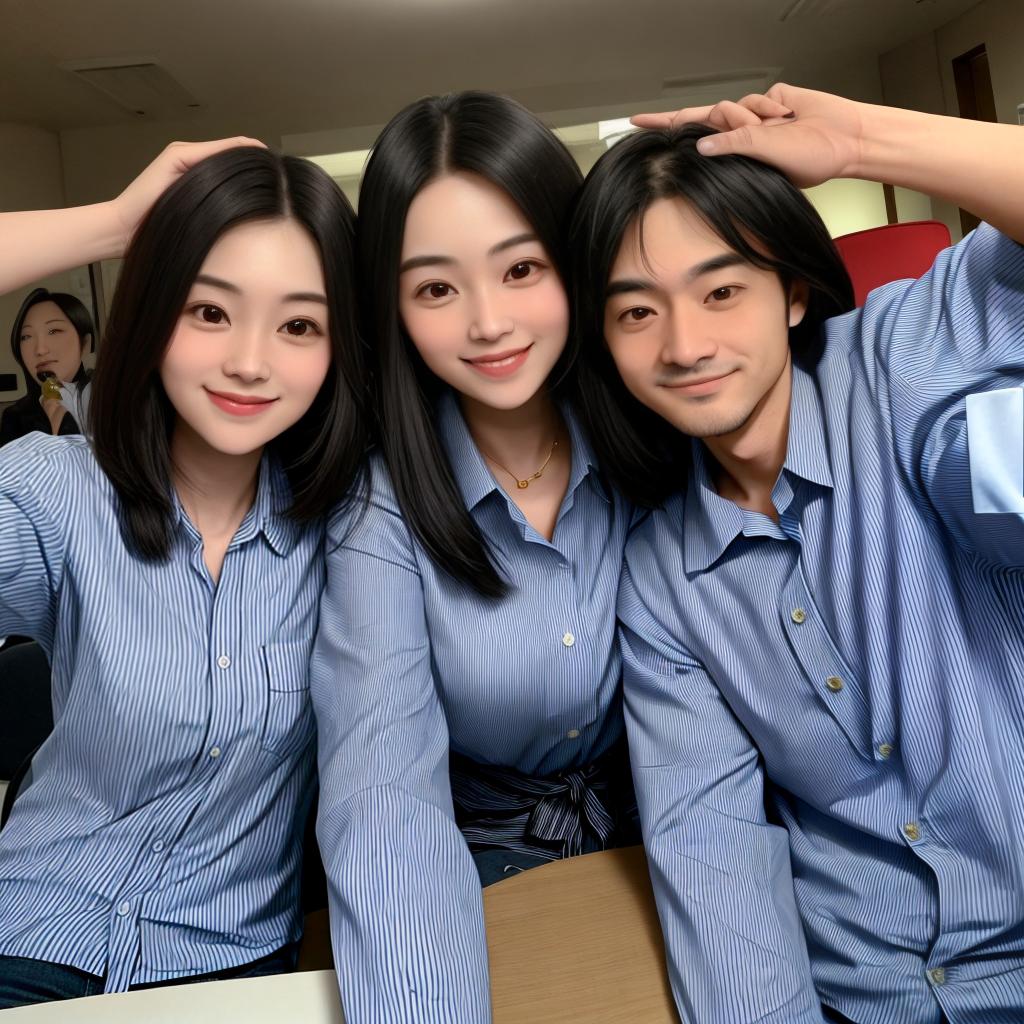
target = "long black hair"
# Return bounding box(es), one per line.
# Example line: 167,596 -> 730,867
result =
10,288 -> 93,399
358,91 -> 583,597
569,122 -> 855,507
89,146 -> 369,560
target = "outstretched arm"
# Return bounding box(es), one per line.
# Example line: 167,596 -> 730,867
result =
633,84 -> 1024,243
0,137 -> 263,295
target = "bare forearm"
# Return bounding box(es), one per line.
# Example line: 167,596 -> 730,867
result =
852,103 -> 1024,242
0,201 -> 126,295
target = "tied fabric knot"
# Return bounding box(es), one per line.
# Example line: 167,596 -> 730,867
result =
524,765 -> 616,857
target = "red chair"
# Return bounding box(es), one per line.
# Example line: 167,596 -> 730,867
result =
834,220 -> 952,307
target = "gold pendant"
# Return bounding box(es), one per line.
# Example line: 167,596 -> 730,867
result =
516,480 -> 529,489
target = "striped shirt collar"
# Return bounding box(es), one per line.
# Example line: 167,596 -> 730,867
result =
684,365 -> 833,573
170,453 -> 300,557
436,389 -> 605,512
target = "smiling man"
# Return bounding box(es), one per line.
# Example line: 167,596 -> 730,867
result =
571,85 -> 1024,1024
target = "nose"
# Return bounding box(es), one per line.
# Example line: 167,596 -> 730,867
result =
660,309 -> 717,369
467,287 -> 514,344
222,327 -> 271,383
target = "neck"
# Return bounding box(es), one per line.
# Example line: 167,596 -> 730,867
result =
704,358 -> 792,518
460,388 -> 562,471
170,420 -> 263,537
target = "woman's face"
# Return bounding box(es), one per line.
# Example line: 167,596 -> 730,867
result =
18,300 -> 86,384
398,171 -> 569,412
160,217 -> 332,457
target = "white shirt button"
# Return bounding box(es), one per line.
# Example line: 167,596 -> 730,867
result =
216,654 -> 231,669
926,966 -> 946,986
152,840 -> 165,853
209,746 -> 222,759
566,729 -> 580,739
116,901 -> 131,917
562,633 -> 575,647
791,608 -> 807,624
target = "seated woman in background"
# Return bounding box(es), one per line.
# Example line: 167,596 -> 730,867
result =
0,139 -> 368,1007
0,288 -> 94,446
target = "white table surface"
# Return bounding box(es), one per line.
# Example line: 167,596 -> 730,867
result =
3,968 -> 345,1022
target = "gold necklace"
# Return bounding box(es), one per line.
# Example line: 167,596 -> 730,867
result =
480,437 -> 560,490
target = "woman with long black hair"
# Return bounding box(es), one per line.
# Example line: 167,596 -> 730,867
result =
0,140 -> 369,1006
311,92 -> 639,1022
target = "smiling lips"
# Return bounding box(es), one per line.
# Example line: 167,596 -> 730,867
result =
462,344 -> 533,379
205,388 -> 279,417
661,370 -> 736,396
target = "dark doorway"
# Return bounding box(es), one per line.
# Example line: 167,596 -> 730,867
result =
952,44 -> 997,235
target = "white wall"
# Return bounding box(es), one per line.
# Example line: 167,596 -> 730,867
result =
0,123 -> 73,402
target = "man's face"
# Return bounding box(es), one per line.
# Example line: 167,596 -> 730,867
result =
603,197 -> 806,443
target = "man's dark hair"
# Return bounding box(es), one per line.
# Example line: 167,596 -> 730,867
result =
569,122 -> 855,507
358,90 -> 583,598
89,146 -> 370,559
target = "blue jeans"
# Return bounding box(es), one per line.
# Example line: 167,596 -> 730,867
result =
0,944 -> 298,1009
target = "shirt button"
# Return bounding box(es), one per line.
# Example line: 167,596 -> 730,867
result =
903,821 -> 921,842
825,675 -> 844,693
566,729 -> 580,739
791,608 -> 807,624
562,633 -> 575,647
216,654 -> 231,669
152,840 -> 165,853
116,901 -> 131,917
877,742 -> 894,759
209,746 -> 222,759
926,967 -> 946,986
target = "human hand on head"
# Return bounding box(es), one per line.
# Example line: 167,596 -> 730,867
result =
111,137 -> 266,253
630,84 -> 865,189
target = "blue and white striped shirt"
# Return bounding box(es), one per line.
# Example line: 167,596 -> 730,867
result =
0,434 -> 321,992
620,223 -> 1024,1024
311,392 -> 631,1023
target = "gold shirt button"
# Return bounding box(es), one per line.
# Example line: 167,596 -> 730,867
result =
903,822 -> 921,842
825,675 -> 844,693
877,743 -> 894,759
791,608 -> 807,624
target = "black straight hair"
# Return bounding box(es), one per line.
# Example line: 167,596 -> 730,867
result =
10,288 -> 93,399
89,146 -> 370,560
358,91 -> 583,597
569,123 -> 855,507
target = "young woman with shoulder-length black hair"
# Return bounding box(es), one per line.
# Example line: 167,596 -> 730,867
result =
0,139 -> 368,1007
568,122 -> 854,507
0,288 -> 95,447
310,91 -> 640,1022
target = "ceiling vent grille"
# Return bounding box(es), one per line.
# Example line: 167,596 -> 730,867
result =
61,58 -> 201,117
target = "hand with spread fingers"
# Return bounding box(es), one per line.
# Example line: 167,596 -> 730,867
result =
630,83 -> 865,190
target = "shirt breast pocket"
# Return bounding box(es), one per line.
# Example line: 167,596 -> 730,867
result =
260,638 -> 315,761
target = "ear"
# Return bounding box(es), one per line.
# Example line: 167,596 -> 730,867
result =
82,333 -> 93,351
788,280 -> 809,328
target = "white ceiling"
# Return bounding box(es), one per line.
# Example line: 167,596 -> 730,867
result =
0,0 -> 980,137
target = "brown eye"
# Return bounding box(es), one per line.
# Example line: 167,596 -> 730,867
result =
283,319 -> 312,337
200,305 -> 226,324
506,261 -> 534,281
627,308 -> 651,321
426,283 -> 451,299
709,287 -> 735,302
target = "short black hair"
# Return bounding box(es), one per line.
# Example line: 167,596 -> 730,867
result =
10,288 -> 93,397
358,91 -> 583,597
89,146 -> 370,559
569,123 -> 855,506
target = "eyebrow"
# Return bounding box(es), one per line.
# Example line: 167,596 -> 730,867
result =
605,253 -> 749,299
193,273 -> 327,305
399,232 -> 540,275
